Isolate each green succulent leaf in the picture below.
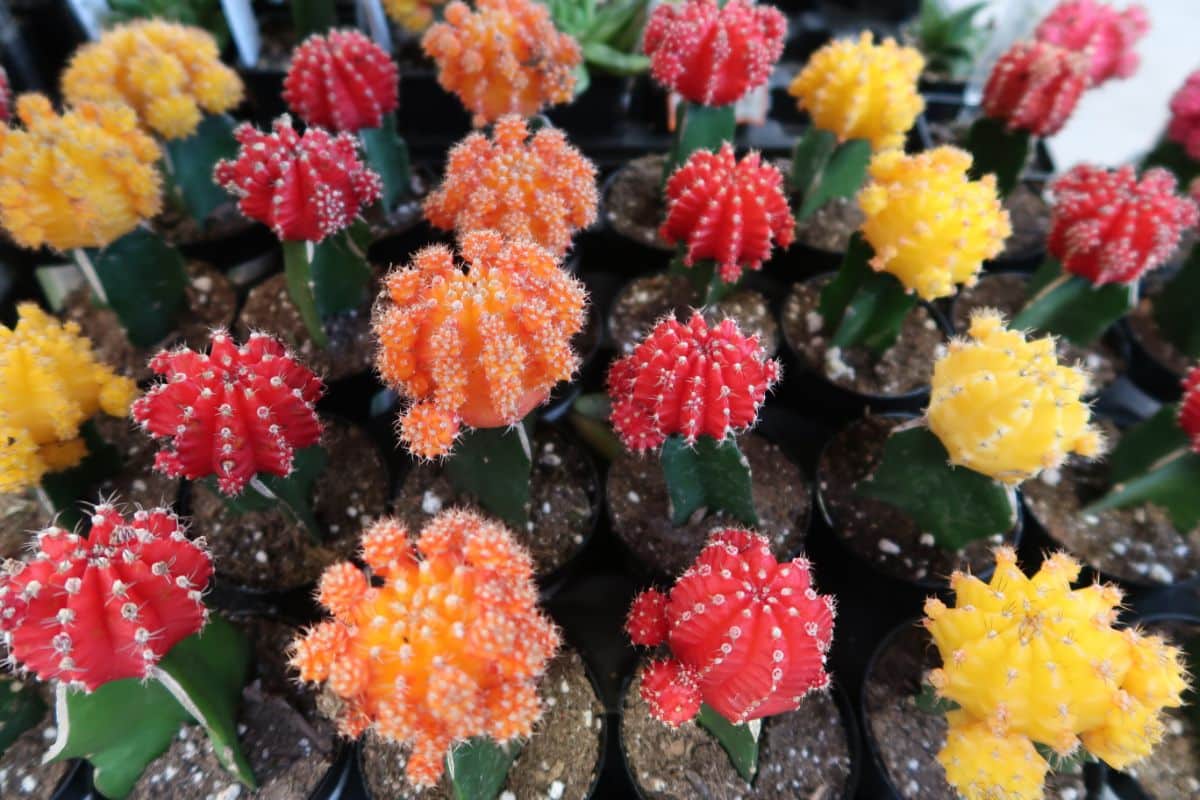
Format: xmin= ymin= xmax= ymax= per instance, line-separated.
xmin=660 ymin=435 xmax=758 ymax=527
xmin=164 ymin=113 xmax=239 ymax=227
xmin=965 ymin=116 xmax=1031 ymax=199
xmin=0 ymin=677 xmax=46 ymax=757
xmin=1011 ymin=258 xmax=1135 ymax=347
xmin=448 ymin=737 xmax=520 ymax=800
xmin=79 ymin=228 xmax=188 ymax=349
xmin=696 ymin=703 xmax=760 ymax=783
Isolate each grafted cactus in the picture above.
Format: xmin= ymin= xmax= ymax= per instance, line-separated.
xmin=0 ymin=503 xmax=211 ymax=691
xmin=424 ymin=115 xmax=597 ymax=258
xmin=660 ymin=143 xmax=795 ymax=285
xmin=61 ymin=19 xmax=242 ymax=140
xmin=1167 ymin=69 xmax=1200 ymax=161
xmin=283 ymin=29 xmax=399 ymax=133
xmin=1035 ymin=0 xmax=1149 ymax=86
xmin=924 ymin=547 xmax=1188 ymax=799
xmin=372 ymin=230 xmax=586 ymax=459
xmin=0 ymin=304 xmax=136 ymax=494
xmin=626 ymin=528 xmax=835 ymax=727
xmin=290 ymin=510 xmax=559 ymax=788
xmin=788 ymin=32 xmax=925 ymax=153
xmin=982 ymin=40 xmax=1089 ymax=138
xmin=422 ymin=0 xmax=581 ymax=126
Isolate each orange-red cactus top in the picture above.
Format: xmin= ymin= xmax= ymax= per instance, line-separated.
xmin=290 ymin=510 xmax=559 ymax=788
xmin=372 ymin=230 xmax=587 ymax=458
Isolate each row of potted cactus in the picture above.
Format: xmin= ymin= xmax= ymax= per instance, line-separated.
xmin=1 ymin=0 xmax=1200 ymax=798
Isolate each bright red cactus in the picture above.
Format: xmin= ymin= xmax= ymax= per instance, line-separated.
xmin=215 ymin=115 xmax=382 ymax=242
xmin=607 ymin=313 xmax=779 ymax=453
xmin=642 ymin=0 xmax=785 ymax=107
xmin=132 ymin=330 xmax=325 ymax=496
xmin=1167 ymin=69 xmax=1200 ymax=161
xmin=0 ymin=502 xmax=211 ymax=691
xmin=1179 ymin=366 xmax=1200 ymax=452
xmin=982 ymin=40 xmax=1089 ymax=137
xmin=1034 ymin=0 xmax=1148 ymax=86
xmin=661 ymin=143 xmax=795 ymax=283
xmin=283 ymin=29 xmax=399 ymax=133
xmin=626 ymin=528 xmax=835 ymax=726
xmin=626 ymin=588 xmax=669 ymax=647
xmin=0 ymin=67 xmax=9 ymax=124
xmin=1047 ymin=164 xmax=1199 ymax=285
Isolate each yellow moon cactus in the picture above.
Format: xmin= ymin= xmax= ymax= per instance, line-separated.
xmin=858 ymin=147 xmax=1011 ymax=301
xmin=0 ymin=304 xmax=137 ymax=493
xmin=927 ymin=310 xmax=1101 ymax=484
xmin=61 ymin=19 xmax=243 ymax=140
xmin=925 ymin=548 xmax=1188 ymax=799
xmin=788 ymin=32 xmax=925 ymax=152
xmin=0 ymin=94 xmax=162 ymax=251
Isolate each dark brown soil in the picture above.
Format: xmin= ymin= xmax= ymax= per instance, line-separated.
xmin=819 ymin=416 xmax=1018 ymax=585
xmin=604 ymin=154 xmax=673 ymax=251
xmin=63 ymin=261 xmax=237 ymax=382
xmin=0 ymin=492 xmax=51 ymax=560
xmin=950 ymin=272 xmax=1124 ymax=389
xmin=863 ymin=624 xmax=1088 ymax=800
xmin=794 ymin=196 xmax=863 ymax=255
xmin=998 ymin=183 xmax=1050 ymax=265
xmin=609 ymin=273 xmax=779 ymax=356
xmin=128 ymin=617 xmax=338 ymax=800
xmin=0 ymin=713 xmax=72 ymax=799
xmin=360 ymin=649 xmax=604 ymax=800
xmin=189 ymin=420 xmax=389 ymax=592
xmin=92 ymin=415 xmax=181 ymax=511
xmin=393 ymin=428 xmax=598 ymax=577
xmin=781 ymin=278 xmax=945 ymax=397
xmin=1128 ymin=295 xmax=1192 ymax=379
xmin=622 ymin=662 xmax=853 ymax=799
xmin=237 ymin=272 xmax=376 ymax=382
xmin=1122 ymin=619 xmax=1200 ymax=797
xmin=1022 ymin=438 xmax=1200 ymax=586
xmin=607 ymin=435 xmax=810 ymax=577
xmin=155 ymin=199 xmax=259 ymax=250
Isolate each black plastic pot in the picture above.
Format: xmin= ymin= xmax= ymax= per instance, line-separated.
xmin=1118 ymin=318 xmax=1185 ymax=403
xmin=596 ymin=160 xmax=675 ymax=277
xmin=548 ymin=73 xmax=634 ymax=138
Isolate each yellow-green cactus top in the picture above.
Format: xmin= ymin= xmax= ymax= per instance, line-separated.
xmin=858 ymin=146 xmax=1011 ymax=301
xmin=61 ymin=19 xmax=243 ymax=140
xmin=787 ymin=31 xmax=925 ymax=152
xmin=0 ymin=94 xmax=162 ymax=251
xmin=925 ymin=547 xmax=1188 ymax=800
xmin=927 ymin=309 xmax=1102 ymax=484
xmin=0 ymin=304 xmax=137 ymax=493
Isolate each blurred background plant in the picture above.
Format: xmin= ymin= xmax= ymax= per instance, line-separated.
xmin=105 ymin=0 xmax=231 ymax=50
xmin=543 ymin=0 xmax=650 ymax=95
xmin=908 ymin=0 xmax=988 ymax=80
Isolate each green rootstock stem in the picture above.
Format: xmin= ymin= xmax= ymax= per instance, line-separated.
xmin=163 ymin=114 xmax=239 ymax=226
xmin=659 ymin=435 xmax=758 ymax=527
xmin=855 ymin=425 xmax=1018 ymax=551
xmin=39 ymin=421 xmax=123 ymax=530
xmin=817 ymin=234 xmax=916 ymax=356
xmin=282 ymin=232 xmax=373 ymax=348
xmin=360 ymin=112 xmax=413 ymax=212
xmin=965 ymin=115 xmax=1031 ymax=199
xmin=0 ymin=675 xmax=46 ymax=757
xmin=203 ymin=446 xmax=328 ymax=543
xmin=1153 ymin=245 xmax=1200 ymax=359
xmin=664 ymin=102 xmax=736 ymax=183
xmin=668 ymin=254 xmax=734 ymax=307
xmin=75 ymin=228 xmax=188 ymax=349
xmin=444 ymin=419 xmax=534 ymax=531
xmin=1085 ymin=404 xmax=1200 ymax=533
xmin=696 ymin=704 xmax=760 ymax=784
xmin=289 ymin=0 xmax=335 ymax=36
xmin=568 ymin=394 xmax=622 ymax=462
xmin=1010 ymin=257 xmax=1135 ymax=347
xmin=447 ymin=737 xmax=520 ymax=800
xmin=1141 ymin=137 xmax=1200 ymax=188
xmin=790 ymin=128 xmax=871 ymax=223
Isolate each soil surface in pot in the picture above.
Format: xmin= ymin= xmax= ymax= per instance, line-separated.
xmin=1121 ymin=618 xmax=1200 ymax=798
xmin=1023 ymin=438 xmax=1200 ymax=587
xmin=361 ymin=649 xmax=604 ymax=799
xmin=951 ymin=272 xmax=1124 ymax=389
xmin=237 ymin=272 xmax=377 ymax=382
xmin=622 ymin=662 xmax=853 ymax=799
xmin=609 ymin=274 xmax=779 ymax=356
xmin=155 ymin=199 xmax=260 ymax=250
xmin=393 ymin=428 xmax=597 ymax=577
xmin=605 ymin=154 xmax=673 ymax=251
xmin=607 ymin=434 xmax=809 ymax=577
xmin=998 ymin=183 xmax=1050 ymax=265
xmin=863 ymin=624 xmax=1088 ymax=800
xmin=63 ymin=261 xmax=237 ymax=382
xmin=0 ymin=492 xmax=51 ymax=560
xmin=782 ymin=278 xmax=944 ymax=397
xmin=0 ymin=710 xmax=72 ymax=799
xmin=128 ymin=617 xmax=337 ymax=800
xmin=1127 ymin=295 xmax=1192 ymax=379
xmin=819 ymin=416 xmax=1016 ymax=584
xmin=190 ymin=420 xmax=389 ymax=592
xmin=794 ymin=196 xmax=863 ymax=255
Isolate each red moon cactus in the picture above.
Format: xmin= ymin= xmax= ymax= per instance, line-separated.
xmin=283 ymin=29 xmax=399 ymax=133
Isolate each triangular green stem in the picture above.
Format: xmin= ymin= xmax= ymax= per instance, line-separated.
xmin=290 ymin=0 xmax=335 ymax=36
xmin=817 ymin=234 xmax=915 ymax=355
xmin=447 ymin=737 xmax=520 ymax=800
xmin=444 ymin=418 xmax=534 ymax=531
xmin=664 ymin=102 xmax=736 ymax=184
xmin=1010 ymin=257 xmax=1135 ymax=347
xmin=360 ymin=112 xmax=413 ymax=212
xmin=696 ymin=703 xmax=760 ymax=783
xmin=790 ymin=128 xmax=871 ymax=222
xmin=39 ymin=421 xmax=123 ymax=530
xmin=202 ymin=446 xmax=328 ymax=543
xmin=659 ymin=435 xmax=758 ymax=527
xmin=162 ymin=114 xmax=240 ymax=227
xmin=965 ymin=115 xmax=1030 ymax=198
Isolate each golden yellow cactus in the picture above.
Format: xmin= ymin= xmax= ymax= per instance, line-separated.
xmin=925 ymin=548 xmax=1188 ymax=799
xmin=383 ymin=0 xmax=447 ymax=32
xmin=858 ymin=147 xmax=1011 ymax=301
xmin=927 ymin=310 xmax=1101 ymax=484
xmin=788 ymin=31 xmax=925 ymax=152
xmin=62 ymin=19 xmax=243 ymax=140
xmin=0 ymin=304 xmax=137 ymax=493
